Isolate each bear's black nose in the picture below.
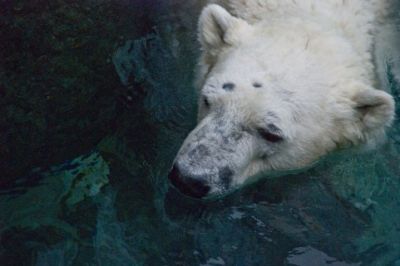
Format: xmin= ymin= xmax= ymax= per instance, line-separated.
xmin=168 ymin=164 xmax=210 ymax=199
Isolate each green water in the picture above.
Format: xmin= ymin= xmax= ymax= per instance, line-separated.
xmin=1 ymin=1 xmax=400 ymax=265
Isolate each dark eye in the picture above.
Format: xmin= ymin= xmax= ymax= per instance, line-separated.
xmin=203 ymin=97 xmax=210 ymax=108
xmin=222 ymin=82 xmax=235 ymax=91
xmin=257 ymin=127 xmax=283 ymax=143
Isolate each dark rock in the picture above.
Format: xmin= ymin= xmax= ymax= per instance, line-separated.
xmin=0 ymin=0 xmax=162 ymax=182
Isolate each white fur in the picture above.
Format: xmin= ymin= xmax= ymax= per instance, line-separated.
xmin=173 ymin=0 xmax=395 ymax=196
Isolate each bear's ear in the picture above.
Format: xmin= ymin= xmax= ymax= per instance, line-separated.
xmin=198 ymin=4 xmax=247 ymax=52
xmin=352 ymin=88 xmax=395 ymax=131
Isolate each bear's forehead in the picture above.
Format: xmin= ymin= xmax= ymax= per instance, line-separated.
xmin=201 ymin=87 xmax=294 ymax=130
xmin=210 ymin=43 xmax=332 ymax=97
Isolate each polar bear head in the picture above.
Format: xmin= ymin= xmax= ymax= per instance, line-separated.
xmin=168 ymin=4 xmax=395 ymax=198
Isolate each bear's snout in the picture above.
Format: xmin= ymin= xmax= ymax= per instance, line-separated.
xmin=168 ymin=164 xmax=211 ymax=199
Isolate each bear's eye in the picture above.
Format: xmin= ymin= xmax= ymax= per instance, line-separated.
xmin=222 ymin=82 xmax=235 ymax=91
xmin=257 ymin=127 xmax=283 ymax=143
xmin=203 ymin=97 xmax=210 ymax=108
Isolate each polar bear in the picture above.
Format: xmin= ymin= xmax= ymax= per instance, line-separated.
xmin=168 ymin=0 xmax=395 ymax=198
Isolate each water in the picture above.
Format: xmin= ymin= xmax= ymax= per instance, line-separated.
xmin=0 ymin=1 xmax=400 ymax=265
